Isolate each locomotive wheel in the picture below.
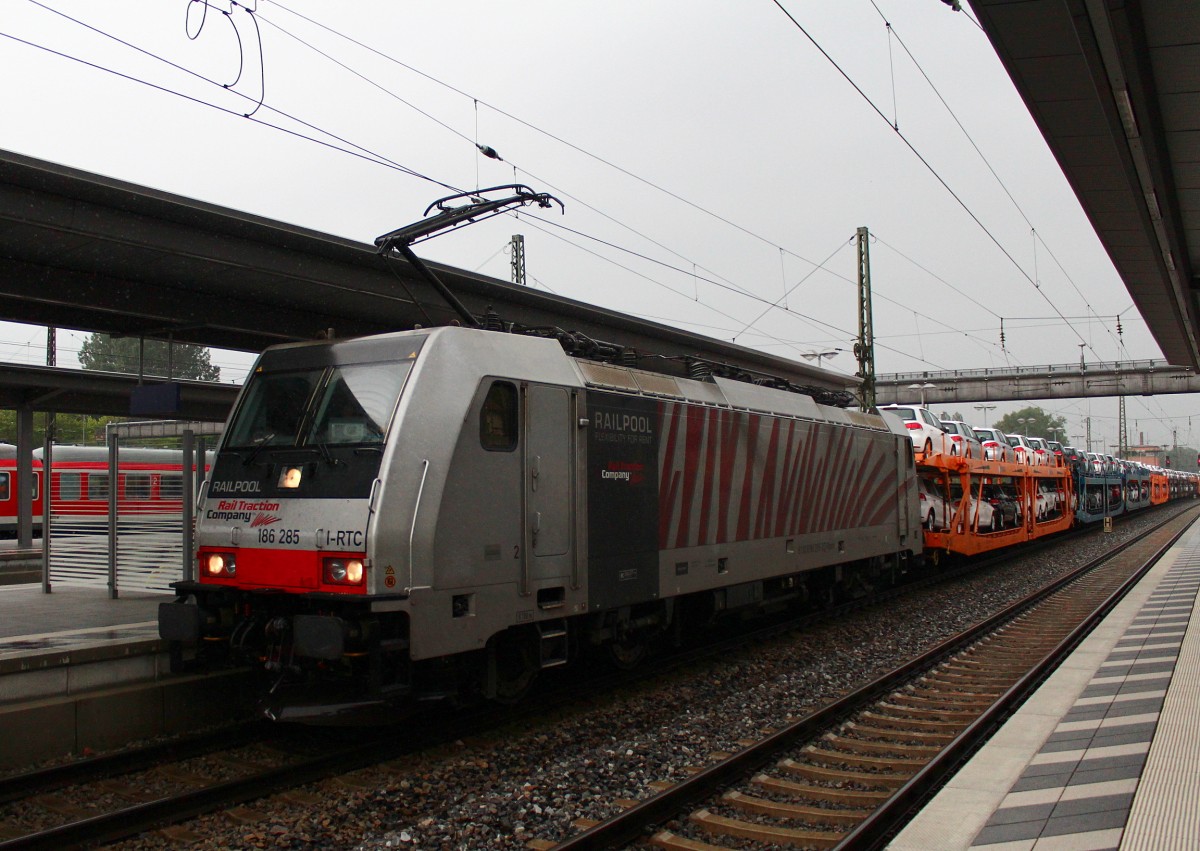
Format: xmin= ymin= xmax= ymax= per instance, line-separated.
xmin=607 ymin=636 xmax=648 ymax=670
xmin=489 ymin=629 xmax=539 ymax=704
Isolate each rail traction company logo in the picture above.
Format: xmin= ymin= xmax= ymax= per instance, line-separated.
xmin=206 ymin=499 xmax=282 ymax=524
xmin=601 ymin=461 xmax=645 ymax=485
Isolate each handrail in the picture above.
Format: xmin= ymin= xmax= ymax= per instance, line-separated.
xmin=406 ymin=459 xmax=430 ymax=594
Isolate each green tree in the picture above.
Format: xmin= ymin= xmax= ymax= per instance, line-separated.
xmin=0 ymin=411 xmax=121 ymax=447
xmin=1160 ymin=445 xmax=1199 ymax=472
xmin=994 ymin=406 xmax=1068 ymax=441
xmin=78 ymin=334 xmax=220 ymax=381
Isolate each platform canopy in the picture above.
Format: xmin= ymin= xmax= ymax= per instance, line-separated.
xmin=0 ymin=149 xmax=845 ymax=394
xmin=974 ymin=0 xmax=1200 ymax=369
xmin=0 ymin=363 xmax=237 ymax=421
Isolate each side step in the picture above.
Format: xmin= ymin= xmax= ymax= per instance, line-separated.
xmin=538 ymin=618 xmax=569 ymax=669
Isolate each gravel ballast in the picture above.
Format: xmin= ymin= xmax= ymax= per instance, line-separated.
xmin=106 ymin=504 xmax=1196 ymax=850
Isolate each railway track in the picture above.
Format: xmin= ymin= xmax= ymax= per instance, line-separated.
xmin=0 ymin=722 xmax=382 ymax=850
xmin=549 ymin=505 xmax=1199 ymax=851
xmin=0 ymin=509 xmax=1183 ymax=849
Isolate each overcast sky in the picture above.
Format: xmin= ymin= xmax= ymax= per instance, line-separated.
xmin=0 ymin=0 xmax=1195 ymax=450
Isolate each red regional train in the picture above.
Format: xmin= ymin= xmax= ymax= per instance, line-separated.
xmin=0 ymin=444 xmax=205 ymax=537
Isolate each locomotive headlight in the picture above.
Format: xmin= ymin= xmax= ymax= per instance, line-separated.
xmin=203 ymin=552 xmax=236 ymax=577
xmin=323 ymin=557 xmax=365 ymax=585
xmin=278 ymin=466 xmax=303 ymax=489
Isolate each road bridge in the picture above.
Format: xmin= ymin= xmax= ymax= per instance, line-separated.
xmin=874 ymin=359 xmax=1199 ymax=406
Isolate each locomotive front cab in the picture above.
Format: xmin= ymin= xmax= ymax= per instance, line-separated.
xmin=160 ymin=333 xmax=426 ymax=715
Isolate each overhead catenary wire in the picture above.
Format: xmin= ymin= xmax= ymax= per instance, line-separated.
xmin=5 ymin=1 xmax=1155 ymax=380
xmin=769 ymin=0 xmax=1100 ymax=361
xmin=5 ymin=10 xmax=899 ymax=372
xmin=221 ymin=1 xmax=1080 ymax=370
xmin=259 ymin=0 xmax=1030 ymax=372
xmin=238 ymin=4 xmax=868 ymax=349
xmin=261 ymin=0 xmax=1067 ymax=369
xmin=1 ymin=15 xmax=460 ymax=193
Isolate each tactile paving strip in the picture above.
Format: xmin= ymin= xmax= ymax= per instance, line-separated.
xmin=969 ymin=544 xmax=1200 ymax=850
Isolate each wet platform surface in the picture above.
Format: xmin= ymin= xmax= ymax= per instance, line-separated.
xmin=0 ymin=583 xmax=169 ymax=685
xmin=890 ymin=515 xmax=1200 ymax=851
xmin=0 ymin=583 xmax=166 ymax=646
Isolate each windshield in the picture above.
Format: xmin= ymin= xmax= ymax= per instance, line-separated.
xmin=226 ymin=360 xmax=414 ymax=449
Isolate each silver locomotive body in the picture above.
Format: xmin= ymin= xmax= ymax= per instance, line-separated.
xmin=161 ymin=327 xmax=920 ymax=719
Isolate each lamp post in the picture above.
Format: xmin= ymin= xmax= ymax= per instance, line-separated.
xmin=973 ymin=404 xmax=996 ymax=427
xmin=800 ymin=350 xmax=840 ymax=369
xmin=1017 ymin=417 xmax=1030 ymax=436
xmin=1048 ymin=426 xmax=1062 ymax=444
xmin=908 ymin=382 xmax=935 ymax=406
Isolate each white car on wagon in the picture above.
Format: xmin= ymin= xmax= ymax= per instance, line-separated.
xmin=972 ymin=427 xmax=1013 ymax=462
xmin=940 ymin=420 xmax=983 ymax=459
xmin=879 ymin=405 xmax=954 ymax=457
xmin=1006 ymin=433 xmax=1044 ymax=466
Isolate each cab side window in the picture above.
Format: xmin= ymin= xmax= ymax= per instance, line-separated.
xmin=480 ymin=381 xmax=518 ymax=452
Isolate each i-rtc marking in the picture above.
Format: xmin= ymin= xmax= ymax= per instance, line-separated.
xmin=325 ymin=529 xmax=365 ymax=548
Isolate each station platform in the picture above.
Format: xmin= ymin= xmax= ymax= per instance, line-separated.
xmin=0 ymin=582 xmax=253 ymax=770
xmin=0 ymin=582 xmax=166 ymax=642
xmin=890 ymin=515 xmax=1200 ymax=850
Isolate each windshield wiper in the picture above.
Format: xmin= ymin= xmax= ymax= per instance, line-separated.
xmin=312 ymin=441 xmax=340 ymax=467
xmin=242 ymin=433 xmax=276 ymax=466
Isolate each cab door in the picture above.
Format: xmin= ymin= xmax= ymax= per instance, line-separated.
xmin=523 ymin=384 xmax=573 ymax=590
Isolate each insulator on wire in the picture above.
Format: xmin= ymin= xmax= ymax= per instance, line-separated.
xmin=687 ymin=359 xmax=713 ymax=380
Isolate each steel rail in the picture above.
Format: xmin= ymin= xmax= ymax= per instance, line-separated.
xmin=548 ymin=505 xmax=1199 ymax=851
xmin=0 ymin=734 xmax=405 ymax=851
xmin=835 ymin=506 xmax=1198 ymax=850
xmin=0 ymin=721 xmax=266 ymax=806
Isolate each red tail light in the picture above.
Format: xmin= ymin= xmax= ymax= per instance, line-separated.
xmin=905 ymin=422 xmax=921 ymax=429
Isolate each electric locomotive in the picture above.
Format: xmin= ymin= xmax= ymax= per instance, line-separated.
xmin=160 ymin=326 xmax=922 ymax=721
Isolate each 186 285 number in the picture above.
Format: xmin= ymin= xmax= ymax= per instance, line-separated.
xmin=258 ymin=528 xmax=300 ymax=545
